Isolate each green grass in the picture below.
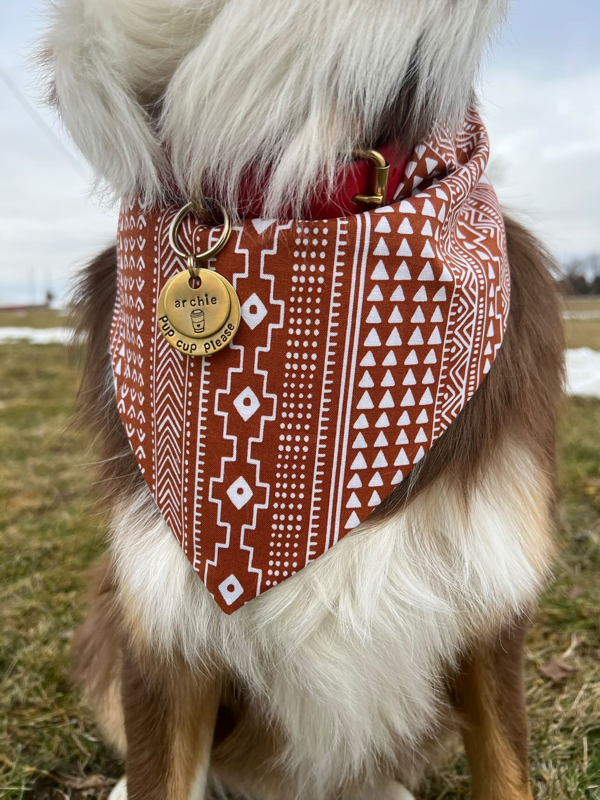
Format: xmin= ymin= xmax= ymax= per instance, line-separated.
xmin=0 ymin=325 xmax=599 ymax=799
xmin=0 ymin=345 xmax=120 ymax=799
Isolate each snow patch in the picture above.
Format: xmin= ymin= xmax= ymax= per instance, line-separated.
xmin=565 ymin=348 xmax=600 ymax=399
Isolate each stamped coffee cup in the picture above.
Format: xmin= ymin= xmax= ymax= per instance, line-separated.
xmin=190 ymin=308 xmax=205 ymax=334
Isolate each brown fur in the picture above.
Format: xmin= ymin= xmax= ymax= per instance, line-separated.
xmin=455 ymin=617 xmax=534 ymax=800
xmin=121 ymin=650 xmax=220 ymax=800
xmin=70 ymin=247 xmax=143 ymax=501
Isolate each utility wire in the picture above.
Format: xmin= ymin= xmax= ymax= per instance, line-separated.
xmin=0 ymin=64 xmax=87 ymax=178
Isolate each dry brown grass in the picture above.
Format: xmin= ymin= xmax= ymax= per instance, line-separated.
xmin=562 ymin=296 xmax=600 ymax=351
xmin=562 ymin=297 xmax=600 ymax=315
xmin=0 ymin=308 xmax=69 ymax=329
xmin=564 ymin=320 xmax=600 ymax=352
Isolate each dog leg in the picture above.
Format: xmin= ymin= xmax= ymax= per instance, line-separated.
xmin=121 ymin=646 xmax=220 ymax=800
xmin=456 ymin=619 xmax=533 ymax=800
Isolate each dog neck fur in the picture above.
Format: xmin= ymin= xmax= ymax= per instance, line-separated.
xmin=41 ymin=0 xmax=508 ymax=217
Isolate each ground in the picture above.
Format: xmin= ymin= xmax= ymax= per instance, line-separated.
xmin=563 ymin=297 xmax=600 ymax=351
xmin=0 ymin=308 xmax=69 ymax=329
xmin=0 ymin=301 xmax=599 ymax=800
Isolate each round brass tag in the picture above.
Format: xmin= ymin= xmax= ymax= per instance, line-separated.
xmin=157 ymin=269 xmax=241 ymax=356
xmin=164 ymin=270 xmax=231 ymax=337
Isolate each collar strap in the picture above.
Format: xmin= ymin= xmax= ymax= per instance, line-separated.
xmin=230 ymin=143 xmax=409 ymax=220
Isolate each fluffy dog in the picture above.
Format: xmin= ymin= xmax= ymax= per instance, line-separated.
xmin=40 ymin=1 xmax=563 ymax=798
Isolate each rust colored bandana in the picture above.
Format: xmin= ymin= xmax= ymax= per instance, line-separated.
xmin=111 ymin=110 xmax=510 ymax=613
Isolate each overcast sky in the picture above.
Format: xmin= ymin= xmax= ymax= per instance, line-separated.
xmin=1 ymin=0 xmax=599 ymax=305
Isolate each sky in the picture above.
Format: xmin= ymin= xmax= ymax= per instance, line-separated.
xmin=0 ymin=0 xmax=599 ymax=305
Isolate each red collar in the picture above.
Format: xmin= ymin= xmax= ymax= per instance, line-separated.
xmin=223 ymin=143 xmax=409 ymax=220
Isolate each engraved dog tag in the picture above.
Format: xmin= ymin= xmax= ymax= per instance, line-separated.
xmin=157 ymin=269 xmax=241 ymax=356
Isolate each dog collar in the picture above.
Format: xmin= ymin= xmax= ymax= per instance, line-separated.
xmin=111 ymin=109 xmax=510 ymax=613
xmin=230 ymin=143 xmax=409 ymax=220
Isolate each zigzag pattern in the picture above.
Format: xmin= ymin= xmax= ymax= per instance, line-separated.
xmin=192 ymin=353 xmax=210 ymax=570
xmin=152 ymin=211 xmax=190 ymax=546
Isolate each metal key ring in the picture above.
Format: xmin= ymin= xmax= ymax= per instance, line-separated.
xmin=169 ymin=199 xmax=232 ymax=278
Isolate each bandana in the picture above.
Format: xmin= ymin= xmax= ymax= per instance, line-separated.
xmin=111 ymin=109 xmax=509 ymax=613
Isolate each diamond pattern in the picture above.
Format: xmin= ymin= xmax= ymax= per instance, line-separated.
xmin=218 ymin=574 xmax=244 ymax=606
xmin=227 ymin=476 xmax=254 ymax=509
xmin=241 ymin=293 xmax=268 ymax=329
xmin=233 ymin=386 xmax=261 ymax=421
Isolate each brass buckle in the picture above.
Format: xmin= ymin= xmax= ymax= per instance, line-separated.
xmin=351 ymin=149 xmax=390 ymax=207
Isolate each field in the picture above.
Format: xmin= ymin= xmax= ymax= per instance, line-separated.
xmin=0 ymin=305 xmax=599 ymax=799
xmin=563 ymin=297 xmax=600 ymax=351
xmin=0 ymin=308 xmax=69 ymax=329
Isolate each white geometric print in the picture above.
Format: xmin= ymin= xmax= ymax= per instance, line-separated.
xmin=233 ymin=386 xmax=261 ymax=421
xmin=241 ymin=293 xmax=268 ymax=329
xmin=110 ymin=109 xmax=509 ymax=613
xmin=218 ymin=574 xmax=245 ymax=605
xmin=226 ymin=476 xmax=254 ymax=510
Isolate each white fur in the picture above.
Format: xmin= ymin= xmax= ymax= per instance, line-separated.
xmin=42 ymin=0 xmax=507 ymax=215
xmin=388 ymin=788 xmax=416 ymax=800
xmin=108 ymin=778 xmax=128 ymax=800
xmin=345 ymin=781 xmax=416 ymax=800
xmin=107 ymin=777 xmax=415 ymax=800
xmin=111 ymin=440 xmax=553 ymax=798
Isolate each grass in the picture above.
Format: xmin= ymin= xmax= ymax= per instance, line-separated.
xmin=0 ymin=344 xmax=120 ymax=799
xmin=0 ymin=309 xmax=69 ymax=329
xmin=563 ymin=298 xmax=600 ymax=314
xmin=0 ymin=318 xmax=599 ymax=799
xmin=562 ymin=297 xmax=600 ymax=351
xmin=563 ymin=320 xmax=600 ymax=351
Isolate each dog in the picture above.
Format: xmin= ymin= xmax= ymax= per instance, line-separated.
xmin=40 ymin=1 xmax=564 ymax=798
